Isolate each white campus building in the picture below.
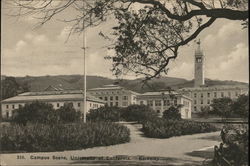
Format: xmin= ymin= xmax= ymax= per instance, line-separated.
xmin=136 ymin=91 xmax=192 ymax=119
xmin=1 ymin=89 xmax=105 ymax=119
xmin=88 ymin=84 xmax=139 ymax=107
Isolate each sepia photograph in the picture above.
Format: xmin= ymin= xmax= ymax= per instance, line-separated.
xmin=0 ymin=0 xmax=249 ymax=165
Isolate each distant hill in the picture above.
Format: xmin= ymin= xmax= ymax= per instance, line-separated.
xmin=2 ymin=75 xmax=248 ymax=93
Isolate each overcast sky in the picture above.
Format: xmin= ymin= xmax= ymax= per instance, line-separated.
xmin=1 ymin=1 xmax=249 ymax=83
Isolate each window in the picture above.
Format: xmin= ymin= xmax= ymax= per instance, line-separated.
xmin=167 ymin=100 xmax=170 ymax=106
xmin=207 ymin=93 xmax=210 ymax=98
xmin=104 ymin=97 xmax=108 ymax=101
xmin=99 ymin=97 xmax=103 ymax=100
xmin=57 ymin=103 xmax=60 ymax=107
xmin=123 ymin=96 xmax=128 ymax=100
xmin=6 ymin=105 xmax=9 ymax=109
xmin=156 ymin=110 xmax=160 ymax=113
xmin=110 ymin=96 xmax=113 ymax=100
xmin=194 ymin=106 xmax=197 ymax=112
xmin=207 ymin=99 xmax=210 ymax=104
xmin=110 ymin=102 xmax=113 ymax=106
xmin=6 ymin=111 xmax=9 ymax=118
xmin=194 ymin=100 xmax=197 ymax=105
xmin=221 ymin=92 xmax=224 ymax=97
xmin=115 ymin=102 xmax=119 ymax=106
xmin=115 ymin=96 xmax=119 ymax=100
xmin=147 ymin=100 xmax=153 ymax=107
xmin=122 ymin=102 xmax=128 ymax=107
xmin=133 ymin=96 xmax=136 ymax=100
xmin=90 ymin=103 xmax=92 ymax=107
xmin=78 ymin=103 xmax=81 ymax=107
xmin=201 ymin=93 xmax=203 ymax=98
xmin=201 ymin=100 xmax=203 ymax=105
xmin=214 ymin=92 xmax=217 ymax=98
xmin=194 ymin=93 xmax=197 ymax=98
xmin=12 ymin=105 xmax=15 ymax=109
xmin=140 ymin=101 xmax=144 ymax=105
xmin=155 ymin=100 xmax=161 ymax=106
xmin=174 ymin=99 xmax=177 ymax=106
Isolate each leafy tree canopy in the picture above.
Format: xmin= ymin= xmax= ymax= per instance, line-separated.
xmin=8 ymin=0 xmax=248 ymax=80
xmin=163 ymin=105 xmax=182 ymax=120
xmin=210 ymin=97 xmax=233 ymax=118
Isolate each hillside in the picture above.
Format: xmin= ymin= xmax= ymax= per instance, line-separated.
xmin=1 ymin=75 xmax=248 ymax=93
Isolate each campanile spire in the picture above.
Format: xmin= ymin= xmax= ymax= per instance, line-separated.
xmin=194 ymin=39 xmax=205 ymax=87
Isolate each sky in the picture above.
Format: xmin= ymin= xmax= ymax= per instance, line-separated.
xmin=1 ymin=1 xmax=249 ymax=83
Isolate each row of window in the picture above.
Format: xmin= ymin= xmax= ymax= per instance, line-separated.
xmin=140 ymin=100 xmax=178 ymax=107
xmin=90 ymin=90 xmax=126 ymax=95
xmin=99 ymin=96 xmax=128 ymax=101
xmin=193 ymin=91 xmax=239 ymax=98
xmin=107 ymin=101 xmax=128 ymax=107
xmin=194 ymin=99 xmax=210 ymax=105
xmin=6 ymin=104 xmax=22 ymax=109
xmin=5 ymin=102 xmax=94 ymax=110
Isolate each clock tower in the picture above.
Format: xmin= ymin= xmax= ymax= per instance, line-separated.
xmin=194 ymin=39 xmax=205 ymax=87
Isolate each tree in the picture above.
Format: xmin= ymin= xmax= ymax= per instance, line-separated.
xmin=122 ymin=104 xmax=158 ymax=122
xmin=197 ymin=106 xmax=212 ymax=118
xmin=56 ymin=103 xmax=81 ymax=123
xmin=210 ymin=97 xmax=233 ymax=119
xmin=87 ymin=105 xmax=122 ymax=122
xmin=230 ymin=94 xmax=249 ymax=118
xmin=163 ymin=105 xmax=182 ymax=120
xmin=12 ymin=101 xmax=56 ymax=125
xmin=1 ymin=77 xmax=20 ymax=100
xmin=1 ymin=77 xmax=31 ymax=100
xmin=7 ymin=0 xmax=248 ymax=80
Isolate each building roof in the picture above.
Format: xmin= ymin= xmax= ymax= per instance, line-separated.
xmin=179 ymin=85 xmax=249 ymax=92
xmin=88 ymin=84 xmax=139 ymax=95
xmin=1 ymin=90 xmax=105 ymax=104
xmin=137 ymin=91 xmax=192 ymax=101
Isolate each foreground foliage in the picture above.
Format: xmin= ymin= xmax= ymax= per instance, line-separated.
xmin=87 ymin=106 xmax=122 ymax=122
xmin=142 ymin=118 xmax=217 ymax=138
xmin=88 ymin=105 xmax=158 ymax=123
xmin=1 ymin=122 xmax=130 ymax=152
xmin=213 ymin=124 xmax=248 ymax=166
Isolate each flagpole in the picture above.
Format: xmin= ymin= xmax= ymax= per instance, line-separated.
xmin=83 ymin=1 xmax=87 ymax=123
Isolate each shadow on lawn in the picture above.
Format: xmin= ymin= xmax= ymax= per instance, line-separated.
xmin=70 ymin=155 xmax=203 ymax=166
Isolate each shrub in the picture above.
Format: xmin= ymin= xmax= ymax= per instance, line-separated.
xmin=56 ymin=103 xmax=81 ymax=123
xmin=121 ymin=105 xmax=158 ymax=123
xmin=87 ymin=106 xmax=122 ymax=122
xmin=12 ymin=102 xmax=81 ymax=125
xmin=12 ymin=101 xmax=56 ymax=125
xmin=162 ymin=106 xmax=181 ymax=120
xmin=142 ymin=118 xmax=218 ymax=138
xmin=0 ymin=122 xmax=130 ymax=152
